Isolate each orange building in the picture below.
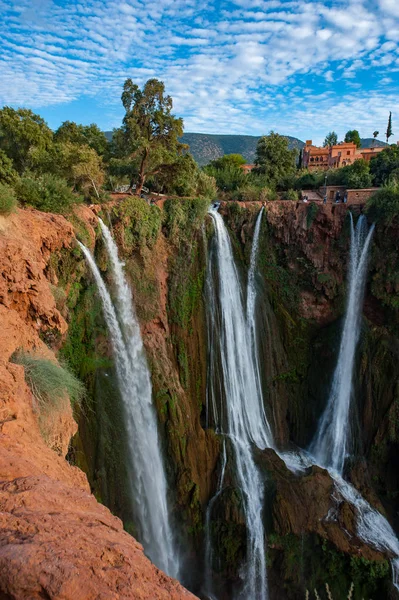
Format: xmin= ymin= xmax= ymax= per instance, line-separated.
xmin=302 ymin=140 xmax=384 ymax=171
xmin=241 ymin=164 xmax=254 ymax=175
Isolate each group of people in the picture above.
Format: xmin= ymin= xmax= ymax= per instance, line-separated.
xmin=321 ymin=191 xmax=348 ymax=204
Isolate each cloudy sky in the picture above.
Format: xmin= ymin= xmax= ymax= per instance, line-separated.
xmin=1 ymin=0 xmax=398 ymax=144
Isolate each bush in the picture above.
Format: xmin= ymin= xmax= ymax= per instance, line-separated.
xmin=366 ymin=184 xmax=399 ymax=225
xmin=15 ymin=173 xmax=81 ymax=214
xmin=283 ymin=188 xmax=299 ymax=201
xmin=0 ymin=183 xmax=17 ymax=215
xmin=12 ymin=350 xmax=85 ymax=410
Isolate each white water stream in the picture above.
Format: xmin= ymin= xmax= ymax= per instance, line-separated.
xmin=79 ymin=235 xmax=179 ymax=578
xmin=309 ymin=214 xmax=375 ymax=474
xmin=206 ymin=207 xmax=273 ymax=599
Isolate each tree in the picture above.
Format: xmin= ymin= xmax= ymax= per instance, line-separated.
xmin=344 ymin=130 xmax=361 ymax=148
xmin=54 ymin=121 xmax=109 ymax=156
xmin=253 ymin=132 xmax=297 ymax=186
xmin=208 ymin=154 xmax=246 ymax=170
xmin=0 ymin=150 xmax=18 ymax=185
xmin=370 ymin=145 xmax=399 ymax=185
xmin=342 ymin=159 xmax=372 ymax=189
xmin=323 ymin=131 xmax=338 ymax=147
xmin=0 ymin=107 xmax=53 ymax=173
xmin=116 ymin=78 xmax=184 ymax=195
xmin=372 ymin=131 xmax=379 ymax=147
xmin=386 ymin=112 xmax=393 ymax=144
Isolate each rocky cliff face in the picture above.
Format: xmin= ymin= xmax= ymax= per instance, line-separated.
xmin=0 ymin=208 xmax=195 ymax=600
xmin=1 ymin=199 xmax=398 ymax=599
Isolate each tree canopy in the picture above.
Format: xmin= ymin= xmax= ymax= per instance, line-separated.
xmin=115 ymin=78 xmax=185 ymax=195
xmin=54 ymin=121 xmax=109 ymax=156
xmin=344 ymin=130 xmax=361 ymax=148
xmin=0 ymin=107 xmax=53 ymax=174
xmin=370 ymin=145 xmax=399 ymax=186
xmin=253 ymin=132 xmax=297 ymax=186
xmin=323 ymin=131 xmax=338 ymax=147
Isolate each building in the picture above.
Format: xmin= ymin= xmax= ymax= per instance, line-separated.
xmin=241 ymin=164 xmax=255 ymax=175
xmin=302 ymin=140 xmax=385 ymax=171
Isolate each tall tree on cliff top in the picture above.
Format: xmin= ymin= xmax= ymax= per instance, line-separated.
xmin=117 ymin=78 xmax=184 ymax=195
xmin=386 ymin=112 xmax=393 ymax=144
xmin=253 ymin=131 xmax=297 ymax=186
xmin=323 ymin=131 xmax=338 ymax=147
xmin=0 ymin=107 xmax=53 ymax=174
xmin=344 ymin=129 xmax=361 ymax=148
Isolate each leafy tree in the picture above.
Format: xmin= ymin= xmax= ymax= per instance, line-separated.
xmin=208 ymin=153 xmax=246 ymax=170
xmin=386 ymin=111 xmax=393 ymax=144
xmin=370 ymin=145 xmax=399 ymax=185
xmin=323 ymin=132 xmax=338 ymax=147
xmin=0 ymin=107 xmax=53 ymax=173
xmin=373 ymin=130 xmax=379 ymax=140
xmin=253 ymin=131 xmax=297 ymax=186
xmin=0 ymin=150 xmax=18 ymax=185
xmin=16 ymin=173 xmax=81 ymax=214
xmin=54 ymin=121 xmax=109 ymax=156
xmin=344 ymin=130 xmax=361 ymax=148
xmin=115 ymin=78 xmax=184 ymax=195
xmin=29 ymin=141 xmax=104 ymax=198
xmin=367 ymin=183 xmax=399 ymax=225
xmin=342 ymin=159 xmax=372 ymax=188
xmin=69 ymin=144 xmax=104 ymax=199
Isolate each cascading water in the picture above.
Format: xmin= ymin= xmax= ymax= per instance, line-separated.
xmin=247 ymin=207 xmax=266 ymax=410
xmin=78 ymin=238 xmax=179 ymax=579
xmin=206 ymin=206 xmax=273 ymax=600
xmin=302 ymin=213 xmax=399 ymax=590
xmin=309 ymin=214 xmax=375 ymax=474
xmin=203 ymin=440 xmax=228 ymax=600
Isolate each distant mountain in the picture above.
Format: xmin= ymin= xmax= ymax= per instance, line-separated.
xmin=103 ymin=131 xmax=388 ymax=165
xmin=104 ymin=131 xmax=304 ymax=166
xmin=181 ymin=133 xmax=304 ymax=166
xmin=360 ymin=138 xmax=388 ymax=148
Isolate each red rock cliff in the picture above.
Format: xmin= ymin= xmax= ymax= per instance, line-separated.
xmin=0 ymin=208 xmax=196 ymax=600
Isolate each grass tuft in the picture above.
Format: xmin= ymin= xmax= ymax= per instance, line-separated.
xmin=12 ymin=350 xmax=85 ymax=410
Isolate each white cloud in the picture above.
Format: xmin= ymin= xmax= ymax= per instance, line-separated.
xmin=0 ymin=0 xmax=397 ymax=142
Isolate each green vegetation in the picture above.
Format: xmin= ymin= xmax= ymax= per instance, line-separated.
xmin=0 ymin=182 xmax=17 ymax=215
xmin=254 ymin=131 xmax=298 ymax=186
xmin=323 ymin=131 xmax=338 ymax=147
xmin=112 ymin=78 xmax=184 ymax=196
xmin=12 ymin=350 xmax=85 ymax=410
xmin=112 ymin=196 xmax=162 ymax=250
xmin=15 ymin=173 xmax=81 ymax=214
xmin=344 ymin=129 xmax=361 ymax=148
xmin=268 ymin=533 xmax=390 ymax=600
xmin=370 ymin=144 xmax=399 ymax=185
xmin=366 ymin=184 xmax=399 ymax=225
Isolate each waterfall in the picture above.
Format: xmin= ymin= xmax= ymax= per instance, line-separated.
xmin=309 ymin=214 xmax=375 ymax=474
xmin=246 ymin=207 xmax=267 ymax=416
xmin=78 ymin=238 xmax=179 ymax=579
xmin=206 ymin=207 xmax=272 ymax=600
xmin=203 ymin=440 xmax=228 ymax=600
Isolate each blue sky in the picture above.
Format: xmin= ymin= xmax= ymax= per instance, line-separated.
xmin=1 ymin=0 xmax=398 ymax=145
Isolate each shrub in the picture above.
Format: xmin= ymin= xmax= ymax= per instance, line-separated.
xmin=283 ymin=188 xmax=299 ymax=201
xmin=113 ymin=196 xmax=162 ymax=249
xmin=0 ymin=183 xmax=17 ymax=215
xmin=12 ymin=350 xmax=85 ymax=410
xmin=15 ymin=173 xmax=81 ymax=214
xmin=366 ymin=184 xmax=399 ymax=225
xmin=0 ymin=149 xmax=18 ymax=185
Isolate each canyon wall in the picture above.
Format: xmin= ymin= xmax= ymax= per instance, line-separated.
xmin=1 ymin=198 xmax=398 ymax=599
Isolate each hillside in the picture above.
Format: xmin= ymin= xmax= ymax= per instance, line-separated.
xmin=360 ymin=138 xmax=388 ymax=148
xmin=104 ymin=131 xmax=388 ymax=166
xmin=180 ymin=133 xmax=304 ymax=165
